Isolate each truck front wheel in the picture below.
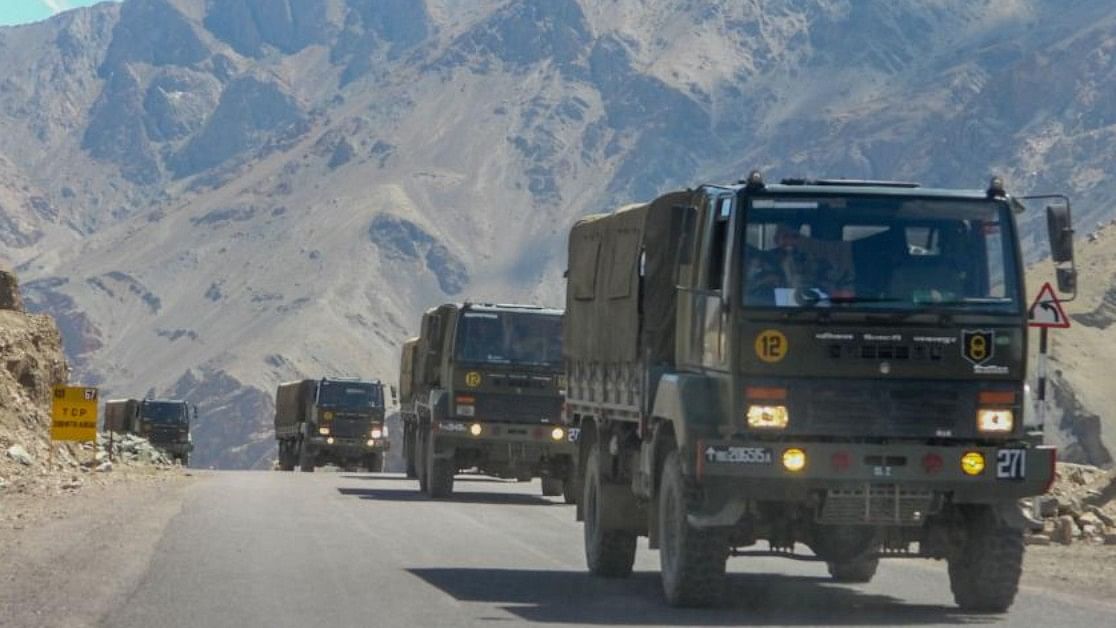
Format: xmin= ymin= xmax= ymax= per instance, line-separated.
xmin=541 ymin=477 xmax=563 ymax=497
xmin=658 ymin=450 xmax=728 ymax=607
xmin=583 ymin=442 xmax=636 ymax=578
xmin=428 ymin=454 xmax=454 ymax=498
xmin=562 ymin=477 xmax=577 ymax=505
xmin=948 ymin=508 xmax=1024 ymax=613
xmin=298 ymin=440 xmax=315 ymax=473
xmin=404 ymin=423 xmax=418 ymax=479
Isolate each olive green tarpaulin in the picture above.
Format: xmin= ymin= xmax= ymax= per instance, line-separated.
xmin=565 ymin=190 xmax=695 ymax=364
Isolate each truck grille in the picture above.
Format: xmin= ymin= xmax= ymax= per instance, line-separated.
xmin=818 ymin=484 xmax=938 ymax=526
xmin=474 ymin=394 xmax=561 ymax=423
xmin=330 ymin=415 xmax=370 ymax=439
xmin=801 ymin=381 xmax=968 ymax=437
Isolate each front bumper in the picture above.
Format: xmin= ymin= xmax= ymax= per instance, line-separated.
xmin=694 ymin=439 xmax=1055 ymax=503
xmin=308 ymin=436 xmax=390 ymax=454
xmin=433 ymin=420 xmax=575 ymax=455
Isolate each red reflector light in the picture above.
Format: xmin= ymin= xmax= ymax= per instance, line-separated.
xmin=922 ymin=453 xmax=944 ymax=474
xmin=831 ymin=451 xmax=851 ymax=472
xmin=455 ymin=396 xmax=475 ymax=404
xmin=979 ymin=390 xmax=1015 ymax=405
xmin=746 ymin=387 xmax=787 ymax=401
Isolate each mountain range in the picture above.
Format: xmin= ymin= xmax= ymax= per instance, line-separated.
xmin=2 ymin=0 xmax=1115 ymax=468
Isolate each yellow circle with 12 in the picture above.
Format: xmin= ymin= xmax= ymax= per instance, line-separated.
xmin=754 ymin=330 xmax=788 ymax=363
xmin=464 ymin=371 xmax=482 ymax=387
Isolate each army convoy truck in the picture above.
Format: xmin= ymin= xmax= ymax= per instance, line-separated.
xmin=563 ymin=174 xmax=1077 ymax=611
xmin=274 ymin=378 xmax=389 ymax=472
xmin=103 ymin=398 xmax=195 ymax=464
xmin=399 ymin=303 xmax=575 ymax=500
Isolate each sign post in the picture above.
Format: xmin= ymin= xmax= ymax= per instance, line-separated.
xmin=50 ymin=386 xmax=99 ymax=468
xmin=1027 ymin=282 xmax=1070 ymax=439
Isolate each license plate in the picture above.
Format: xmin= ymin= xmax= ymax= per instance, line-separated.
xmin=704 ymin=446 xmax=773 ymax=464
xmin=996 ymin=449 xmax=1026 ymax=480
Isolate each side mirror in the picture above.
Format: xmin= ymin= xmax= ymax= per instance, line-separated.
xmin=390 ymin=385 xmax=398 ymax=405
xmin=1046 ymin=204 xmax=1074 ymax=263
xmin=1056 ymin=267 xmax=1077 ymax=294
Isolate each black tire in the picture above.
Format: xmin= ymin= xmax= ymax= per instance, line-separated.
xmin=562 ymin=477 xmax=577 ymax=505
xmin=181 ymin=453 xmax=189 ymax=467
xmin=948 ymin=509 xmax=1024 ymax=613
xmin=278 ymin=442 xmax=295 ymax=471
xmin=583 ymin=442 xmax=637 ymax=578
xmin=365 ymin=453 xmax=383 ymax=473
xmin=827 ymin=557 xmax=879 ymax=583
xmin=541 ymin=477 xmax=563 ymax=497
xmin=298 ymin=440 xmax=315 ymax=473
xmin=404 ymin=424 xmax=418 ymax=479
xmin=428 ymin=456 xmax=455 ymax=498
xmin=417 ymin=428 xmax=429 ymax=493
xmin=516 ymin=472 xmax=533 ymax=483
xmin=659 ymin=450 xmax=728 ymax=607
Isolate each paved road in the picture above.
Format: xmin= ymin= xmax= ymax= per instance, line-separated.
xmin=94 ymin=471 xmax=1115 ymax=627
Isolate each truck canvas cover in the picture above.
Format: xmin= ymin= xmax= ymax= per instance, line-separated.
xmin=274 ymin=380 xmax=317 ymax=430
xmin=565 ymin=190 xmax=694 ymax=365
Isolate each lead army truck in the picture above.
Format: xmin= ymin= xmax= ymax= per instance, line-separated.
xmin=399 ymin=303 xmax=575 ymax=499
xmin=103 ymin=398 xmax=195 ymax=464
xmin=274 ymin=378 xmax=389 ymax=472
xmin=564 ymin=174 xmax=1077 ymax=611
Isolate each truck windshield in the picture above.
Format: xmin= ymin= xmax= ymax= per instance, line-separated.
xmin=142 ymin=401 xmax=188 ymax=424
xmin=317 ymin=381 xmax=383 ymax=409
xmin=741 ymin=196 xmax=1021 ymax=313
xmin=454 ymin=311 xmax=562 ymax=367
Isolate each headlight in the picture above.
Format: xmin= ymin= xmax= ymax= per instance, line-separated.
xmin=977 ymin=409 xmax=1013 ymax=433
xmin=781 ymin=448 xmax=806 ymax=472
xmin=370 ymin=428 xmax=383 ymax=439
xmin=469 ymin=423 xmax=483 ymax=437
xmin=318 ymin=426 xmax=330 ymax=436
xmin=960 ymin=451 xmax=985 ymax=476
xmin=747 ymin=405 xmax=789 ymax=429
xmin=550 ymin=427 xmax=565 ymax=441
xmin=366 ymin=439 xmax=375 ymax=447
xmin=326 ymin=437 xmax=335 ymax=445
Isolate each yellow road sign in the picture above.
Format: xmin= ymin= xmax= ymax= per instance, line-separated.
xmin=51 ymin=386 xmax=99 ymax=442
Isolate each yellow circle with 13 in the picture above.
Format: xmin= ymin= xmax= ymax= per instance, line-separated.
xmin=754 ymin=330 xmax=789 ymax=363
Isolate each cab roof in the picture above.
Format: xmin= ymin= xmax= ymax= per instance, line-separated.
xmin=463 ymin=302 xmax=563 ymax=316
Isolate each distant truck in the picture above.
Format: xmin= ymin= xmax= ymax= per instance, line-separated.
xmin=399 ymin=303 xmax=574 ymax=500
xmin=563 ymin=174 xmax=1076 ymax=611
xmin=274 ymin=378 xmax=389 ymax=472
xmin=103 ymin=398 xmax=195 ymax=465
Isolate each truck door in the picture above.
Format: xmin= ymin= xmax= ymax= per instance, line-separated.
xmin=685 ymin=193 xmax=736 ymax=371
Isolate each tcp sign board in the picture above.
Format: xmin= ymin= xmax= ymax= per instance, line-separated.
xmin=51 ymin=386 xmax=99 ymax=442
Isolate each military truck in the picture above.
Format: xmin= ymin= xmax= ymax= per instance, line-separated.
xmin=103 ymin=398 xmax=195 ymax=465
xmin=274 ymin=378 xmax=389 ymax=472
xmin=563 ymin=174 xmax=1076 ymax=611
xmin=399 ymin=303 xmax=575 ymax=500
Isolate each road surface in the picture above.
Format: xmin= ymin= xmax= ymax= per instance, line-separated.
xmin=5 ymin=471 xmax=1116 ymax=627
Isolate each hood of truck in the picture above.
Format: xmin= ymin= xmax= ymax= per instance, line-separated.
xmin=450 ymin=364 xmax=563 ymax=423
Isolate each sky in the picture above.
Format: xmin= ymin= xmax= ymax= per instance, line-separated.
xmin=0 ymin=0 xmax=116 ymax=27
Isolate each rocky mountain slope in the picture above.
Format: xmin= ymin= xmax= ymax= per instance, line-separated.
xmin=2 ymin=0 xmax=1116 ymax=468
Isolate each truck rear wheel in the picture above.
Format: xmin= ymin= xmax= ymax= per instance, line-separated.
xmin=541 ymin=477 xmax=563 ymax=497
xmin=417 ymin=430 xmax=429 ymax=492
xmin=948 ymin=508 xmax=1024 ymax=613
xmin=404 ymin=424 xmax=418 ymax=479
xmin=277 ymin=442 xmax=295 ymax=471
xmin=298 ymin=440 xmax=315 ymax=473
xmin=827 ymin=557 xmax=879 ymax=583
xmin=583 ymin=442 xmax=637 ymax=578
xmin=659 ymin=450 xmax=728 ymax=607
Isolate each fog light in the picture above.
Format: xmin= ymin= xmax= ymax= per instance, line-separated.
xmin=323 ymin=411 xmax=334 ymax=420
xmin=370 ymin=428 xmax=383 ymax=439
xmin=977 ymin=409 xmax=1014 ymax=433
xmin=469 ymin=423 xmax=482 ymax=436
xmin=366 ymin=439 xmax=375 ymax=447
xmin=551 ymin=427 xmax=565 ymax=441
xmin=782 ymin=448 xmax=806 ymax=472
xmin=961 ymin=451 xmax=985 ymax=476
xmin=747 ymin=405 xmax=789 ymax=429
xmin=326 ymin=437 xmax=335 ymax=445
xmin=318 ymin=426 xmax=330 ymax=436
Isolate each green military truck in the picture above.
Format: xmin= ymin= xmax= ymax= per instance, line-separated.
xmin=103 ymin=398 xmax=195 ymax=465
xmin=563 ymin=174 xmax=1076 ymax=611
xmin=399 ymin=302 xmax=575 ymax=500
xmin=274 ymin=378 xmax=389 ymax=472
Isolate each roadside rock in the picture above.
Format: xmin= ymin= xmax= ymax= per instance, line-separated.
xmin=1053 ymin=515 xmax=1076 ymax=545
xmin=6 ymin=445 xmax=33 ymax=466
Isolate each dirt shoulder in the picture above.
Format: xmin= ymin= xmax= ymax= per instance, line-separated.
xmin=1022 ymin=543 xmax=1116 ymax=602
xmin=0 ymin=468 xmax=197 ymax=628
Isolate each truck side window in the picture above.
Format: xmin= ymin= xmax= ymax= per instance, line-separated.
xmin=704 ymin=197 xmax=732 ymax=291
